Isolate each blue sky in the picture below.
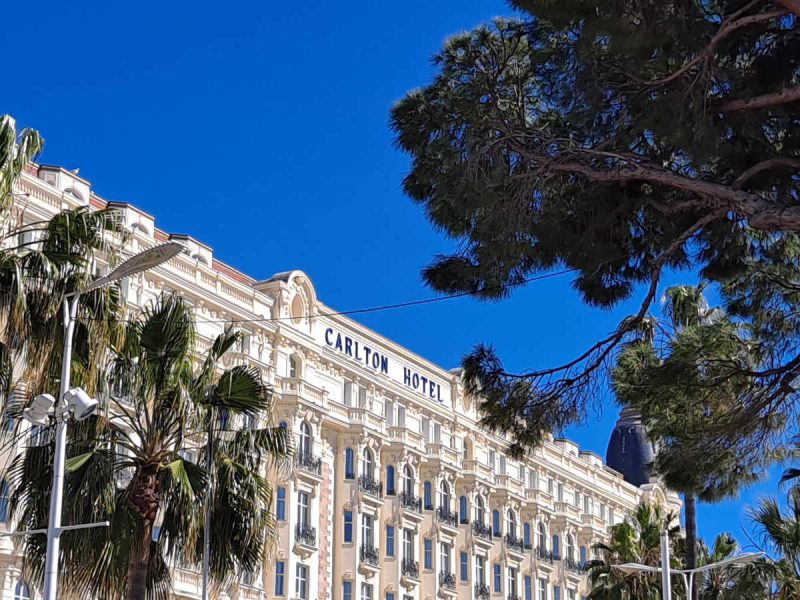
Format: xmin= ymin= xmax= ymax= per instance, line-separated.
xmin=4 ymin=0 xmax=784 ymax=548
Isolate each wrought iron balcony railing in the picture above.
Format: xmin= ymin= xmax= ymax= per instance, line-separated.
xmin=436 ymin=506 xmax=458 ymax=528
xmin=401 ymin=558 xmax=420 ymax=579
xmin=438 ymin=571 xmax=456 ymax=591
xmin=295 ymin=452 xmax=322 ymax=475
xmin=472 ymin=520 xmax=492 ymax=540
xmin=295 ymin=522 xmax=317 ymax=547
xmin=536 ymin=547 xmax=555 ymax=564
xmin=358 ymin=475 xmax=383 ymax=498
xmin=504 ymin=534 xmax=524 ymax=553
xmin=360 ymin=544 xmax=379 ymax=567
xmin=564 ymin=557 xmax=584 ymax=573
xmin=400 ymin=491 xmax=422 ymax=513
xmin=474 ymin=583 xmax=491 ymax=600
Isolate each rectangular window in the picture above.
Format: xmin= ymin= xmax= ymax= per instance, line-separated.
xmin=488 ymin=449 xmax=496 ymax=471
xmin=554 ymin=586 xmax=561 ymax=600
xmin=361 ymin=583 xmax=373 ymax=600
xmin=600 ymin=504 xmax=606 ymax=520
xmin=584 ymin=495 xmax=590 ymax=514
xmin=538 ymin=578 xmax=548 ymax=600
xmin=557 ymin=483 xmax=564 ymax=502
xmin=297 ymin=491 xmax=309 ymax=527
xmin=424 ymin=539 xmax=433 ymax=570
xmin=344 ymin=511 xmax=353 ymax=543
xmin=362 ymin=514 xmax=374 ymax=547
xmin=547 ymin=478 xmax=554 ymax=496
xmin=525 ymin=576 xmax=532 ymax=600
xmin=609 ymin=508 xmax=615 ymax=525
xmin=507 ymin=567 xmax=517 ymax=599
xmin=440 ymin=543 xmax=451 ymax=573
xmin=343 ymin=581 xmax=352 ymax=600
xmin=476 ymin=555 xmax=486 ymax=585
xmin=403 ymin=529 xmax=414 ymax=560
xmin=295 ymin=564 xmax=308 ymax=600
xmin=493 ymin=563 xmax=501 ymax=593
xmin=567 ymin=590 xmax=576 ymax=600
xmin=460 ymin=551 xmax=468 ymax=581
xmin=574 ymin=490 xmax=580 ymax=508
xmin=386 ymin=400 xmax=394 ymax=425
xmin=275 ymin=561 xmax=285 ymax=596
xmin=397 ymin=405 xmax=406 ymax=427
xmin=276 ymin=487 xmax=286 ymax=521
xmin=386 ymin=525 xmax=395 ymax=557
xmin=386 ymin=594 xmax=395 ymax=600
xmin=358 ymin=385 xmax=368 ymax=407
xmin=343 ymin=380 xmax=353 ymax=406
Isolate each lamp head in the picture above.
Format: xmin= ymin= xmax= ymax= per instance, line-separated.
xmin=22 ymin=394 xmax=55 ymax=427
xmin=64 ymin=388 xmax=99 ymax=420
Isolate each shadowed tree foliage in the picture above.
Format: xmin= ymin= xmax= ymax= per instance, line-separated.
xmin=391 ymin=1 xmax=800 ymax=452
xmin=612 ymin=286 xmax=773 ymax=585
xmin=6 ymin=295 xmax=290 ymax=600
xmin=751 ymin=487 xmax=800 ymax=598
xmin=0 ymin=115 xmax=122 ymax=420
xmin=587 ymin=502 xmax=680 ymax=600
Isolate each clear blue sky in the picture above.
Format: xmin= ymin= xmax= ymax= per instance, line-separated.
xmin=4 ymin=0 xmax=784 ymax=549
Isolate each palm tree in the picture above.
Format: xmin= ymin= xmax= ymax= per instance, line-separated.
xmin=587 ymin=502 xmax=681 ymax=600
xmin=0 ymin=114 xmax=123 ymax=412
xmin=7 ymin=294 xmax=290 ymax=600
xmin=695 ymin=533 xmax=769 ymax=600
xmin=751 ymin=487 xmax=800 ymax=599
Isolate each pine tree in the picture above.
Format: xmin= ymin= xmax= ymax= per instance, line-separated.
xmin=391 ymin=1 xmax=800 ymax=453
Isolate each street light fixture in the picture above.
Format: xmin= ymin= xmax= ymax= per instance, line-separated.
xmin=613 ymin=530 xmax=764 ymax=600
xmin=38 ymin=241 xmax=183 ymax=600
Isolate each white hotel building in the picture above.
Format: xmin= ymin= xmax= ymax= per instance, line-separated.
xmin=0 ymin=163 xmax=680 ymax=600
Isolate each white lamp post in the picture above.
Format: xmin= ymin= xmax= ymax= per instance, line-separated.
xmin=614 ymin=530 xmax=763 ymax=600
xmin=39 ymin=242 xmax=183 ymax=600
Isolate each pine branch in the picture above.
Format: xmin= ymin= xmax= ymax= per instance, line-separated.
xmin=720 ymin=85 xmax=800 ymax=112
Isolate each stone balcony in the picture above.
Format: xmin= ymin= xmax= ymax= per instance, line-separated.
xmin=295 ymin=452 xmax=322 ymax=477
xmin=401 ymin=558 xmax=420 ymax=580
xmin=400 ymin=491 xmax=423 ymax=513
xmin=358 ymin=475 xmax=383 ymax=500
xmin=474 ymin=583 xmax=491 ymax=600
xmin=435 ymin=506 xmax=459 ymax=530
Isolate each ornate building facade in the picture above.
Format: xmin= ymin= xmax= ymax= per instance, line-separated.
xmin=0 ymin=163 xmax=679 ymax=600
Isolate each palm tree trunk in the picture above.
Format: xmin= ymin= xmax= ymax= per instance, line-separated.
xmin=127 ymin=466 xmax=160 ymax=600
xmin=126 ymin=523 xmax=153 ymax=600
xmin=684 ymin=493 xmax=698 ymax=600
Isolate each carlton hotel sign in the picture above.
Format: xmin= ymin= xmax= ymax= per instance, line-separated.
xmin=322 ymin=326 xmax=448 ymax=403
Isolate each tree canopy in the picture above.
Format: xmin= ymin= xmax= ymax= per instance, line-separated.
xmin=392 ymin=0 xmax=800 ymax=452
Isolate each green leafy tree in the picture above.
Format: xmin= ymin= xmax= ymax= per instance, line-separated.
xmin=613 ymin=286 xmax=771 ymax=585
xmin=391 ymin=1 xmax=800 ymax=452
xmin=587 ymin=502 xmax=680 ymax=600
xmin=695 ymin=533 xmax=770 ymax=600
xmin=0 ymin=115 xmax=122 ymax=415
xmin=6 ymin=295 xmax=290 ymax=600
xmin=751 ymin=488 xmax=800 ymax=599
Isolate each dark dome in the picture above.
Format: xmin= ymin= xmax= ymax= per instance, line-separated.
xmin=606 ymin=407 xmax=655 ymax=487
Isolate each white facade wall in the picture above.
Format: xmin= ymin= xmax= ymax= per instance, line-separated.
xmin=0 ymin=165 xmax=679 ymax=600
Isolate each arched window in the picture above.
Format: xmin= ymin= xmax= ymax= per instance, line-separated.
xmin=523 ymin=523 xmax=532 ymax=548
xmin=386 ymin=465 xmax=396 ymax=495
xmin=538 ymin=523 xmax=547 ymax=550
xmin=474 ymin=496 xmax=485 ymax=525
xmin=362 ymin=447 xmax=374 ymax=480
xmin=0 ymin=480 xmax=9 ymax=523
xmin=579 ymin=546 xmax=587 ymax=567
xmin=439 ymin=480 xmax=450 ymax=511
xmin=459 ymin=496 xmax=468 ymax=524
xmin=492 ymin=510 xmax=501 ymax=537
xmin=289 ymin=354 xmax=300 ymax=378
xmin=552 ymin=534 xmax=561 ymax=559
xmin=298 ymin=421 xmax=312 ymax=459
xmin=423 ymin=481 xmax=433 ymax=510
xmin=403 ymin=465 xmax=415 ymax=496
xmin=344 ymin=448 xmax=355 ymax=479
xmin=507 ymin=510 xmax=517 ymax=539
xmin=566 ymin=535 xmax=575 ymax=562
xmin=13 ymin=581 xmax=30 ymax=600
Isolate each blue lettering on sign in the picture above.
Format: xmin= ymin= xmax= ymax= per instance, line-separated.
xmin=324 ymin=327 xmax=389 ymax=375
xmin=324 ymin=327 xmax=442 ymax=402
